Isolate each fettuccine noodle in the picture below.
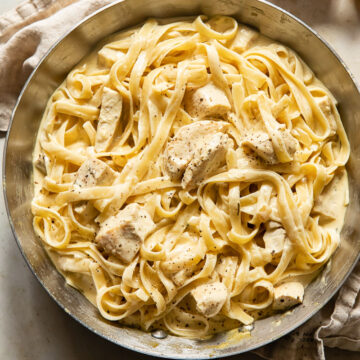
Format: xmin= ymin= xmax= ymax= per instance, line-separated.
xmin=32 ymin=16 xmax=349 ymax=338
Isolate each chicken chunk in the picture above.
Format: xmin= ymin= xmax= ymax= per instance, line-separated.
xmin=277 ymin=129 xmax=298 ymax=159
xmin=34 ymin=152 xmax=50 ymax=175
xmin=164 ymin=121 xmax=231 ymax=189
xmin=95 ymin=203 xmax=155 ymax=263
xmin=184 ymin=82 xmax=231 ymax=118
xmin=95 ymin=87 xmax=123 ymax=153
xmin=98 ymin=47 xmax=125 ymax=68
xmin=165 ymin=121 xmax=228 ymax=178
xmin=242 ymin=129 xmax=297 ymax=164
xmin=273 ymin=282 xmax=304 ymax=310
xmin=182 ymin=132 xmax=231 ymax=189
xmin=313 ymin=169 xmax=347 ymax=221
xmin=74 ymin=159 xmax=116 ymax=188
xmin=242 ymin=131 xmax=277 ymax=164
xmin=263 ymin=222 xmax=286 ymax=256
xmin=59 ymin=257 xmax=91 ymax=273
xmin=314 ymin=95 xmax=337 ymax=132
xmin=315 ymin=95 xmax=332 ymax=117
xmin=191 ymin=282 xmax=228 ymax=317
xmin=231 ymin=25 xmax=259 ymax=53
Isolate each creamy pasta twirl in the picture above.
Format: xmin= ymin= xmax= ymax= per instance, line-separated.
xmin=32 ymin=16 xmax=349 ymax=338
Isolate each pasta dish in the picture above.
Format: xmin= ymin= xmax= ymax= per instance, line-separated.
xmin=32 ymin=16 xmax=349 ymax=338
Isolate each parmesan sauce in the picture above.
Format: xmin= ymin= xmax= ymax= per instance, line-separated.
xmin=32 ymin=18 xmax=349 ymax=327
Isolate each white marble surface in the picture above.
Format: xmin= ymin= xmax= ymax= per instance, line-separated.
xmin=0 ymin=1 xmax=359 ymax=359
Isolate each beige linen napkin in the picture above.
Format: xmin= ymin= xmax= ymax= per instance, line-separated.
xmin=254 ymin=260 xmax=360 ymax=360
xmin=0 ymin=0 xmax=114 ymax=131
xmin=1 ymin=1 xmax=359 ymax=359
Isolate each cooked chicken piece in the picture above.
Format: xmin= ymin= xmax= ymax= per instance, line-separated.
xmin=74 ymin=159 xmax=116 ymax=188
xmin=59 ymin=257 xmax=91 ymax=273
xmin=266 ymin=220 xmax=282 ymax=230
xmin=164 ymin=120 xmax=230 ymax=183
xmin=230 ymin=25 xmax=259 ymax=53
xmin=34 ymin=152 xmax=50 ymax=175
xmin=165 ymin=126 xmax=201 ymax=181
xmin=191 ymin=282 xmax=228 ymax=317
xmin=315 ymin=95 xmax=332 ymax=117
xmin=182 ymin=132 xmax=231 ymax=190
xmin=98 ymin=47 xmax=125 ymax=68
xmin=313 ymin=169 xmax=347 ymax=220
xmin=164 ymin=121 xmax=232 ymax=189
xmin=235 ymin=147 xmax=300 ymax=175
xmin=263 ymin=222 xmax=286 ymax=256
xmin=314 ymin=95 xmax=337 ymax=132
xmin=184 ymin=82 xmax=231 ymax=118
xmin=95 ymin=203 xmax=155 ymax=263
xmin=273 ymin=282 xmax=304 ymax=310
xmin=242 ymin=129 xmax=297 ymax=164
xmin=278 ymin=128 xmax=298 ymax=159
xmin=95 ymin=87 xmax=122 ymax=152
xmin=242 ymin=131 xmax=277 ymax=164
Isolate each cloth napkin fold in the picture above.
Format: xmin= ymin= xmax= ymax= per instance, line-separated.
xmin=254 ymin=260 xmax=360 ymax=360
xmin=1 ymin=1 xmax=359 ymax=359
xmin=0 ymin=0 xmax=113 ymax=131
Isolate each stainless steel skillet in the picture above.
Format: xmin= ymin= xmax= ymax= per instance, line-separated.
xmin=4 ymin=0 xmax=360 ymax=358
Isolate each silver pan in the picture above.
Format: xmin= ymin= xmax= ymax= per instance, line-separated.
xmin=3 ymin=0 xmax=360 ymax=358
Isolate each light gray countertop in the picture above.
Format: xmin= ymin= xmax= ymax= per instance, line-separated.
xmin=0 ymin=0 xmax=359 ymax=359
